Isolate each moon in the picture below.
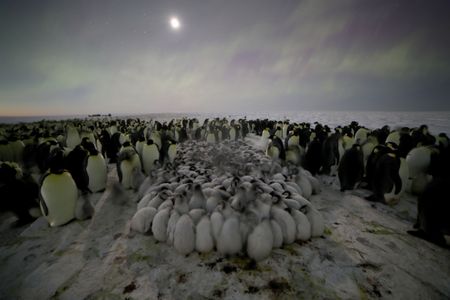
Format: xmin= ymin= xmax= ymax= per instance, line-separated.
xmin=170 ymin=17 xmax=181 ymax=30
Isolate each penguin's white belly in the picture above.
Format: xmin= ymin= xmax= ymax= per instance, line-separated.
xmin=206 ymin=133 xmax=216 ymax=143
xmin=40 ymin=172 xmax=78 ymax=227
xmin=398 ymin=157 xmax=409 ymax=194
xmin=142 ymin=145 xmax=159 ymax=175
xmin=168 ymin=146 xmax=177 ymax=163
xmin=266 ymin=146 xmax=280 ymax=160
xmin=66 ymin=131 xmax=81 ymax=149
xmin=87 ymin=154 xmax=107 ymax=192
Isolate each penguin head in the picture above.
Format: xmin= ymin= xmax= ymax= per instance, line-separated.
xmin=270 ymin=191 xmax=282 ymax=203
xmin=47 ymin=147 xmax=65 ymax=174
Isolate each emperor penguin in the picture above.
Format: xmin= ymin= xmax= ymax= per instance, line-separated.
xmin=174 ymin=214 xmax=196 ymax=255
xmin=229 ymin=125 xmax=237 ymax=141
xmin=206 ymin=126 xmax=217 ymax=143
xmin=303 ymin=137 xmax=323 ymax=176
xmin=270 ymin=206 xmax=296 ymax=245
xmin=270 ymin=219 xmax=284 ymax=248
xmin=366 ymin=146 xmax=402 ymax=204
xmin=65 ymin=145 xmax=90 ymax=194
xmin=152 ymin=207 xmax=171 ymax=242
xmin=9 ymin=137 xmax=25 ymax=164
xmin=85 ymin=142 xmax=107 ymax=193
xmin=189 ymin=184 xmax=206 ymax=209
xmin=285 ymin=145 xmax=302 ymax=165
xmin=167 ymin=140 xmax=177 ymax=164
xmin=150 ymin=130 xmax=162 ymax=150
xmin=142 ymin=139 xmax=160 ymax=175
xmin=131 ymin=207 xmax=157 ymax=234
xmin=282 ymin=121 xmax=289 ymax=139
xmin=166 ymin=210 xmax=181 ymax=246
xmin=118 ymin=142 xmax=142 ymax=189
xmin=260 ymin=128 xmax=271 ymax=150
xmin=408 ymin=177 xmax=450 ymax=247
xmin=274 ymin=126 xmax=283 ymax=140
xmin=290 ymin=209 xmax=311 ymax=242
xmin=39 ymin=148 xmax=78 ymax=227
xmin=266 ymin=135 xmax=285 ymax=161
xmin=354 ymin=127 xmax=370 ymax=145
xmin=0 ymin=162 xmax=40 ymax=225
xmin=135 ymin=136 xmax=145 ymax=160
xmin=338 ymin=144 xmax=364 ymax=191
xmin=406 ymin=146 xmax=434 ymax=195
xmin=217 ymin=214 xmax=243 ymax=255
xmin=385 ymin=131 xmax=401 ymax=147
xmin=195 ymin=215 xmax=215 ymax=253
xmin=66 ymin=125 xmax=81 ymax=149
xmin=246 ymin=218 xmax=274 ymax=262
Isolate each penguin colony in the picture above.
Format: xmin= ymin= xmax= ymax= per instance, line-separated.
xmin=131 ymin=138 xmax=324 ymax=261
xmin=0 ymin=117 xmax=449 ymax=249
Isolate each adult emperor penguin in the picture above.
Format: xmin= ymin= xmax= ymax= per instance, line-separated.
xmin=39 ymin=148 xmax=78 ymax=227
xmin=142 ymin=139 xmax=160 ymax=175
xmin=0 ymin=162 xmax=40 ymax=225
xmin=406 ymin=146 xmax=435 ymax=195
xmin=66 ymin=125 xmax=81 ymax=149
xmin=303 ymin=137 xmax=322 ymax=176
xmin=366 ymin=146 xmax=402 ymax=204
xmin=84 ymin=140 xmax=107 ymax=193
xmin=338 ymin=144 xmax=364 ymax=191
xmin=266 ymin=135 xmax=286 ymax=161
xmin=167 ymin=140 xmax=177 ymax=164
xmin=65 ymin=144 xmax=90 ymax=194
xmin=160 ymin=137 xmax=177 ymax=166
xmin=408 ymin=176 xmax=450 ymax=247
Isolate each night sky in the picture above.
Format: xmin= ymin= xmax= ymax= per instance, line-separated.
xmin=1 ymin=0 xmax=450 ymax=116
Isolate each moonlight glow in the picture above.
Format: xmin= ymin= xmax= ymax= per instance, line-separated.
xmin=170 ymin=17 xmax=180 ymax=30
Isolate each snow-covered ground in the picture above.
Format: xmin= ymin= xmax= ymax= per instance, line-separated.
xmin=1 ymin=153 xmax=449 ymax=300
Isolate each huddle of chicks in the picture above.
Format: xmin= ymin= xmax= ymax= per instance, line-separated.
xmin=130 ymin=139 xmax=324 ymax=262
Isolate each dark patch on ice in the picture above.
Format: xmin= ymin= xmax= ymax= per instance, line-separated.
xmin=245 ymin=285 xmax=260 ymax=294
xmin=356 ymin=237 xmax=372 ymax=247
xmin=243 ymin=259 xmax=257 ymax=270
xmin=357 ymin=262 xmax=382 ymax=272
xmin=212 ymin=289 xmax=224 ymax=298
xmin=123 ymin=281 xmax=136 ymax=294
xmin=221 ymin=264 xmax=237 ymax=274
xmin=267 ymin=278 xmax=291 ymax=295
xmin=176 ymin=272 xmax=187 ymax=283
